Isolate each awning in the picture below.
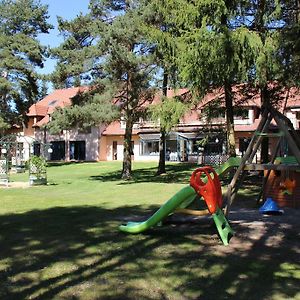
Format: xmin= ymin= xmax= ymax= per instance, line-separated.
xmin=140 ymin=132 xmax=205 ymax=141
xmin=139 ymin=132 xmax=178 ymax=141
xmin=177 ymin=132 xmax=204 ymax=140
xmin=139 ymin=133 xmax=160 ymax=141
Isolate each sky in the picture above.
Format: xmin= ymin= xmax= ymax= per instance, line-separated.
xmin=37 ymin=0 xmax=90 ymax=75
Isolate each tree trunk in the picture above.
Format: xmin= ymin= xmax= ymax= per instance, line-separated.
xmin=156 ymin=70 xmax=168 ymax=175
xmin=260 ymin=86 xmax=269 ymax=163
xmin=221 ymin=5 xmax=236 ymax=157
xmin=224 ymin=82 xmax=236 ymax=157
xmin=157 ymin=130 xmax=166 ymax=175
xmin=122 ymin=116 xmax=134 ymax=180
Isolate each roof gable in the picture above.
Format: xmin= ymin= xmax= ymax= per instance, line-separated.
xmin=27 ymin=86 xmax=89 ymax=118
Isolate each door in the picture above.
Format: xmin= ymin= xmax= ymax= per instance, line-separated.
xmin=50 ymin=141 xmax=65 ymax=161
xmin=69 ymin=141 xmax=86 ymax=161
xmin=112 ymin=141 xmax=117 ymax=160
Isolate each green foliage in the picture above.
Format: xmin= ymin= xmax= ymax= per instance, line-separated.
xmin=278 ymin=1 xmax=300 ymax=86
xmin=48 ymin=90 xmax=120 ymax=134
xmin=150 ymin=96 xmax=188 ymax=133
xmin=202 ymin=99 xmax=225 ymax=121
xmin=196 ymin=135 xmax=209 ymax=148
xmin=51 ymin=1 xmax=157 ymax=179
xmin=0 ymin=116 xmax=9 ymax=132
xmin=29 ymin=155 xmax=47 ymax=178
xmin=0 ymin=0 xmax=52 ymax=125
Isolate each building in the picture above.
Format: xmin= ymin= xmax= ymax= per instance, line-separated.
xmin=25 ymin=86 xmax=102 ymax=161
xmin=18 ymin=85 xmax=300 ymax=163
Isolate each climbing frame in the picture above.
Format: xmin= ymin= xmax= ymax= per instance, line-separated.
xmin=224 ymin=105 xmax=300 ymax=216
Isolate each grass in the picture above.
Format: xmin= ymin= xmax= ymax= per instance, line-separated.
xmin=0 ymin=162 xmax=299 ymax=300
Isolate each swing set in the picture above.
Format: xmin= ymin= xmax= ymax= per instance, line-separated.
xmin=225 ymin=104 xmax=300 ymax=215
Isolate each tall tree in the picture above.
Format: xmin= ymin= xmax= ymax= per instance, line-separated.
xmin=246 ymin=0 xmax=284 ymax=162
xmin=143 ymin=2 xmax=181 ymax=174
xmin=51 ymin=0 xmax=156 ymax=179
xmin=279 ymin=0 xmax=300 ymax=86
xmin=0 ymin=0 xmax=52 ymax=126
xmin=149 ymin=0 xmax=261 ymax=157
xmin=150 ymin=94 xmax=187 ymax=140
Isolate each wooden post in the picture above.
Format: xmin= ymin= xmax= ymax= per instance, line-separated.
xmin=256 ymin=137 xmax=282 ymax=204
xmin=273 ymin=113 xmax=300 ymax=163
xmin=225 ymin=109 xmax=274 ymax=216
xmin=272 ymin=108 xmax=300 ymax=149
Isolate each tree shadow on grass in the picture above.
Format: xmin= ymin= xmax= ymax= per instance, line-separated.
xmin=90 ymin=163 xmax=199 ymax=185
xmin=0 ymin=205 xmax=299 ymax=299
xmin=88 ymin=163 xmax=255 ymax=187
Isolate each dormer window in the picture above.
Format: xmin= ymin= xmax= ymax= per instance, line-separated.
xmin=48 ymin=100 xmax=58 ymax=106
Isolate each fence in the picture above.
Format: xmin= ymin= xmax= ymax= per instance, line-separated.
xmin=198 ymin=154 xmax=230 ymax=165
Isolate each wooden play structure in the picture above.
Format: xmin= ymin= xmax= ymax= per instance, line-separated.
xmin=225 ymin=105 xmax=300 ymax=215
xmin=263 ymin=157 xmax=300 ymax=208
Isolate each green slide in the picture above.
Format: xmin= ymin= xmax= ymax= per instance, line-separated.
xmin=119 ymin=157 xmax=241 ymax=234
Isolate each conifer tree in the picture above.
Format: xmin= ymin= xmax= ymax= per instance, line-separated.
xmin=0 ymin=0 xmax=52 ymax=126
xmin=279 ymin=0 xmax=300 ymax=86
xmin=51 ymin=0 xmax=156 ymax=179
xmin=160 ymin=1 xmax=264 ymax=157
xmin=144 ymin=1 xmax=190 ymax=172
xmin=244 ymin=1 xmax=284 ymax=162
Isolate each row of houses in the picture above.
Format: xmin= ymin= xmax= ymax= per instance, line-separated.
xmin=5 ymin=85 xmax=300 ymax=163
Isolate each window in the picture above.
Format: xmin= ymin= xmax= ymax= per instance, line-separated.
xmin=234 ymin=107 xmax=248 ymax=119
xmin=140 ymin=141 xmax=159 ymax=156
xmin=48 ymin=100 xmax=58 ymax=106
xmin=239 ymin=138 xmax=250 ymax=154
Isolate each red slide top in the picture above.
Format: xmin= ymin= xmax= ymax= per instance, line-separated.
xmin=190 ymin=166 xmax=222 ymax=214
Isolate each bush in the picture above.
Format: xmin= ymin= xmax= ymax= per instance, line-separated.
xmin=29 ymin=155 xmax=47 ymax=178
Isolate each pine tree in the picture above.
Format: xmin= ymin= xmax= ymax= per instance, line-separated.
xmin=150 ymin=0 xmax=261 ymax=157
xmin=51 ymin=0 xmax=156 ymax=179
xmin=245 ymin=1 xmax=284 ymax=162
xmin=143 ymin=1 xmax=182 ymax=174
xmin=0 ymin=0 xmax=52 ymax=126
xmin=279 ymin=0 xmax=300 ymax=86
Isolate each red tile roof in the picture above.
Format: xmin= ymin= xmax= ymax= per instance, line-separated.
xmin=197 ymin=84 xmax=261 ymax=108
xmin=27 ymin=103 xmax=48 ymax=117
xmin=27 ymin=84 xmax=300 ymax=132
xmin=285 ymin=87 xmax=300 ymax=108
xmin=37 ymin=87 xmax=89 ymax=108
xmin=27 ymin=86 xmax=90 ymax=126
xmin=33 ymin=115 xmax=50 ymax=128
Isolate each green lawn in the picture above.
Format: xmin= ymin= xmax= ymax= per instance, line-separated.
xmin=0 ymin=162 xmax=299 ymax=300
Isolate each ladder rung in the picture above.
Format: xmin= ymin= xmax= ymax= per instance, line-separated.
xmin=244 ymin=163 xmax=300 ymax=171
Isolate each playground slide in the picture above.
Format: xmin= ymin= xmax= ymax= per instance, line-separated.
xmin=119 ymin=157 xmax=241 ymax=234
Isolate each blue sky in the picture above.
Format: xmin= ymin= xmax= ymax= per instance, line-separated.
xmin=37 ymin=0 xmax=90 ymax=75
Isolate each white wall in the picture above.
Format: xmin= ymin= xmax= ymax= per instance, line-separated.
xmin=287 ymin=110 xmax=298 ymax=129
